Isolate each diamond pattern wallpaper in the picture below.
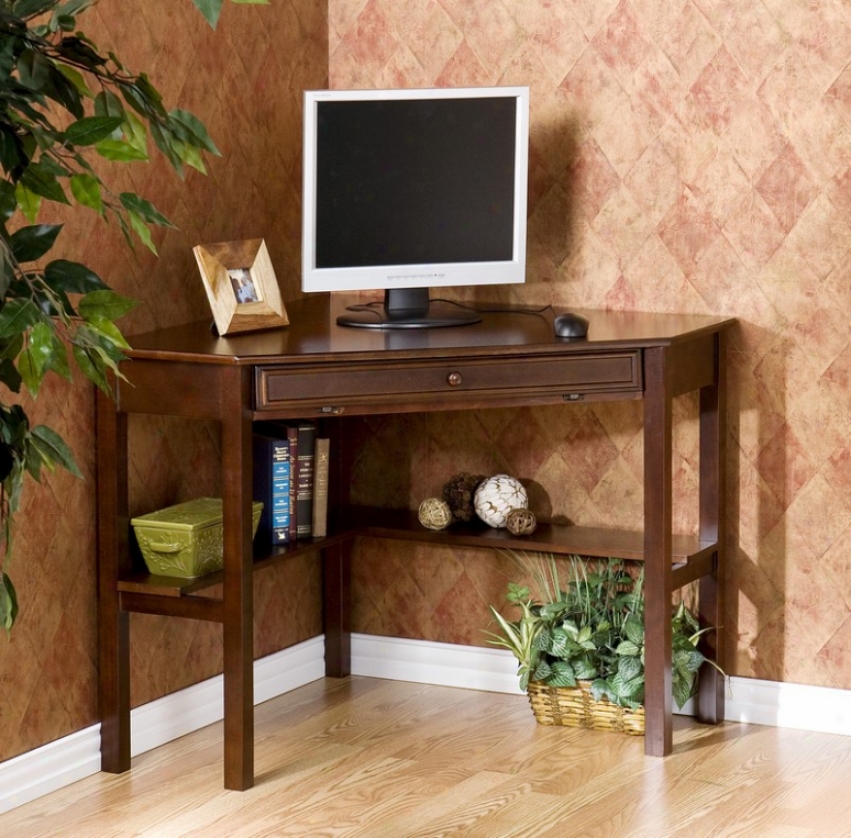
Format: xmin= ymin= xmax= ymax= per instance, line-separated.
xmin=0 ymin=1 xmax=328 ymax=762
xmin=3 ymin=0 xmax=851 ymax=767
xmin=332 ymin=0 xmax=851 ymax=695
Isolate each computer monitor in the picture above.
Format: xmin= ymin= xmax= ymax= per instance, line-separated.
xmin=302 ymin=86 xmax=530 ymax=329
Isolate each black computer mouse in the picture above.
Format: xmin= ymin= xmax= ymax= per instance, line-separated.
xmin=553 ymin=312 xmax=589 ymax=339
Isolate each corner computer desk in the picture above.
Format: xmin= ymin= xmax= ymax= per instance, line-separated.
xmin=97 ymin=296 xmax=735 ymax=790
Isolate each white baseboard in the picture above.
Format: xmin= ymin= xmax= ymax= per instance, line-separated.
xmin=351 ymin=632 xmax=525 ymax=695
xmin=350 ymin=633 xmax=851 ymax=735
xmin=3 ymin=633 xmax=850 ymax=815
xmin=0 ymin=636 xmax=325 ymax=816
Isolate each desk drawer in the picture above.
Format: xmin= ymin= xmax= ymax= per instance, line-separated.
xmin=255 ymin=352 xmax=641 ymax=412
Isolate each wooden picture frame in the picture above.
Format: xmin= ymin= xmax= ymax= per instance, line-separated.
xmin=193 ymin=238 xmax=289 ymax=335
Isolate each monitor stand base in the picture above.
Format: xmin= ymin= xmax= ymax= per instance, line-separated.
xmin=336 ymin=289 xmax=481 ymax=330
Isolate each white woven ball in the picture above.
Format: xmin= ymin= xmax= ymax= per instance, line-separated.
xmin=473 ymin=474 xmax=528 ymax=528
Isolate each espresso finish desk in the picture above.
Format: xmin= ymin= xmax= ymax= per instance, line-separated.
xmin=97 ymin=297 xmax=735 ymax=790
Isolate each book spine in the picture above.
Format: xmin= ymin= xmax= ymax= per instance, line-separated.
xmin=269 ymin=438 xmax=290 ymax=545
xmin=285 ymin=425 xmax=298 ymax=542
xmin=295 ymin=422 xmax=316 ymax=538
xmin=252 ymin=434 xmax=290 ymax=545
xmin=311 ymin=437 xmax=330 ymax=538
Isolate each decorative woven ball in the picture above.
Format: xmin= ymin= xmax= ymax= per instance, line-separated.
xmin=418 ymin=497 xmax=452 ymax=530
xmin=442 ymin=472 xmax=486 ymax=522
xmin=473 ymin=474 xmax=528 ymax=528
xmin=506 ymin=507 xmax=537 ymax=536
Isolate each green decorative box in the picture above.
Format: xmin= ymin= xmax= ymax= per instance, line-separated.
xmin=131 ymin=497 xmax=263 ymax=578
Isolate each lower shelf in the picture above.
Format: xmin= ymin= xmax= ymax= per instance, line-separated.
xmin=116 ymin=505 xmax=718 ymax=603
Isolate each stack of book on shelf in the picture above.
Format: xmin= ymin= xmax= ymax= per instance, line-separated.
xmin=252 ymin=421 xmax=330 ymax=546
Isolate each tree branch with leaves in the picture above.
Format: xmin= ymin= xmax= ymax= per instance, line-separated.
xmin=0 ymin=0 xmax=266 ymax=631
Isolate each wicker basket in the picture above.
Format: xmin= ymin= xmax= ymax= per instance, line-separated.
xmin=527 ymin=680 xmax=645 ymax=736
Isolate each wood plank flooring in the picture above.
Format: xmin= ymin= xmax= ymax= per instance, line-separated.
xmin=4 ymin=677 xmax=851 ymax=837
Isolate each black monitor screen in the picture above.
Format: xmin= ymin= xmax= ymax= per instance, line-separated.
xmin=314 ymin=97 xmax=517 ymax=269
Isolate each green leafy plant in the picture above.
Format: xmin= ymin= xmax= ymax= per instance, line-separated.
xmin=487 ymin=552 xmax=723 ymax=710
xmin=0 ymin=0 xmax=265 ymax=632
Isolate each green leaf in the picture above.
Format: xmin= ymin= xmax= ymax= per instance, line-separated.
xmin=55 ymin=63 xmax=93 ymax=97
xmin=192 ymin=0 xmax=224 ymax=28
xmin=21 ymin=164 xmax=69 ymax=205
xmin=172 ymin=139 xmax=207 ymax=175
xmin=27 ymin=321 xmax=54 ymax=376
xmin=589 ymin=678 xmax=612 ymax=703
xmin=18 ymin=344 xmax=42 ymax=395
xmin=573 ymin=658 xmax=597 ymax=680
xmin=0 ymin=335 xmax=24 ymax=362
xmin=533 ymin=625 xmax=551 ymax=652
xmin=72 ymin=343 xmax=108 ymax=392
xmin=77 ymin=289 xmax=139 ymax=322
xmin=70 ymin=173 xmax=103 ymax=212
xmin=65 ymin=116 xmax=123 ymax=146
xmin=617 ymin=655 xmax=642 ymax=682
xmin=0 ymin=127 xmax=25 ymax=175
xmin=44 ymin=64 xmax=85 ymax=119
xmin=95 ymin=139 xmax=148 ymax=162
xmin=55 ymin=35 xmax=107 ymax=70
xmin=118 ymin=193 xmax=175 ymax=228
xmin=94 ymin=90 xmax=125 ymax=119
xmin=0 ymin=243 xmax=13 ymax=299
xmin=0 ymin=572 xmax=18 ymax=633
xmin=548 ymin=627 xmax=569 ymax=657
xmin=546 ymin=660 xmax=577 ymax=688
xmin=0 ymin=357 xmax=21 ymax=393
xmin=84 ymin=316 xmax=130 ymax=350
xmin=0 ymin=180 xmax=17 ymax=222
xmin=149 ymin=121 xmax=183 ymax=175
xmin=47 ymin=331 xmax=71 ymax=381
xmin=44 ymin=259 xmax=108 ymax=294
xmin=127 ymin=210 xmax=157 ymax=254
xmin=122 ymin=112 xmax=148 ymax=155
xmin=31 ymin=424 xmax=83 ymax=478
xmin=623 ymin=615 xmax=644 ymax=645
xmin=17 ymin=47 xmax=51 ymax=92
xmin=10 ymin=224 xmax=62 ymax=262
xmin=168 ymin=108 xmax=220 ymax=155
xmin=15 ymin=182 xmax=42 ymax=223
xmin=0 ymin=299 xmax=41 ymax=339
xmin=673 ymin=677 xmax=695 ymax=711
xmin=14 ymin=0 xmax=59 ymax=18
xmin=532 ymin=659 xmax=552 ymax=682
xmin=616 ymin=640 xmax=641 ymax=657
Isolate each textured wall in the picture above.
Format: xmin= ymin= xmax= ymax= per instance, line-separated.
xmin=4 ymin=0 xmax=851 ymax=768
xmin=332 ymin=0 xmax=851 ymax=692
xmin=0 ymin=0 xmax=327 ymax=762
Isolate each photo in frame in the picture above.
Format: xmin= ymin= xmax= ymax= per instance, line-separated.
xmin=193 ymin=238 xmax=289 ymax=335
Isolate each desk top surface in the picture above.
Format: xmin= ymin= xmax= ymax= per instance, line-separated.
xmin=126 ymin=297 xmax=736 ymax=366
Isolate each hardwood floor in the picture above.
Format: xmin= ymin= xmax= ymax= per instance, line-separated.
xmin=4 ymin=677 xmax=851 ymax=837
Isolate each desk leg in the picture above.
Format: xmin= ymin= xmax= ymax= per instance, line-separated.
xmin=698 ymin=332 xmax=727 ymax=724
xmin=323 ymin=541 xmax=352 ymax=677
xmin=644 ymin=347 xmax=673 ymax=756
xmin=221 ymin=367 xmax=254 ymax=791
xmin=96 ymin=388 xmax=131 ymax=773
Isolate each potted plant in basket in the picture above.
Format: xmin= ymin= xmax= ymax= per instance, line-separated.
xmin=486 ymin=552 xmax=723 ymax=735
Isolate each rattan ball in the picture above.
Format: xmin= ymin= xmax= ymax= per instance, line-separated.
xmin=418 ymin=497 xmax=452 ymax=530
xmin=506 ymin=507 xmax=537 ymax=536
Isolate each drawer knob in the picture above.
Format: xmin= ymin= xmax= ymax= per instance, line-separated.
xmin=447 ymin=371 xmax=463 ymax=387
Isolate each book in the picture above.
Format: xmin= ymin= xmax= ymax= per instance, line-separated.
xmin=291 ymin=421 xmax=316 ymax=538
xmin=283 ymin=424 xmax=298 ymax=542
xmin=252 ymin=432 xmax=291 ymax=545
xmin=312 ymin=437 xmax=330 ymax=538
